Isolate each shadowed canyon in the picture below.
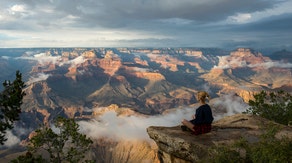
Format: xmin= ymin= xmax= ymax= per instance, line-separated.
xmin=0 ymin=47 xmax=292 ymax=162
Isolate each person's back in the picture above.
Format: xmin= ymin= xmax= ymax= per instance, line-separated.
xmin=181 ymin=91 xmax=214 ymax=135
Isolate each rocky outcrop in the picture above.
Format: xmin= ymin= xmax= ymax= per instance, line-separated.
xmin=99 ymin=58 xmax=122 ymax=76
xmin=134 ymin=72 xmax=165 ymax=80
xmin=147 ymin=54 xmax=184 ymax=72
xmin=202 ymin=48 xmax=292 ymax=102
xmin=22 ymin=48 xmax=292 ymax=116
xmin=147 ymin=114 xmax=292 ymax=163
xmin=82 ymin=50 xmax=96 ymax=58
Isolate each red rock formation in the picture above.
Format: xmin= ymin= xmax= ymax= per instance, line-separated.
xmin=134 ymin=72 xmax=165 ymax=80
xmin=65 ymin=66 xmax=77 ymax=80
xmin=185 ymin=50 xmax=203 ymax=57
xmin=99 ymin=58 xmax=122 ymax=76
xmin=82 ymin=50 xmax=96 ymax=58
xmin=134 ymin=57 xmax=148 ymax=66
xmin=64 ymin=106 xmax=81 ymax=118
xmin=36 ymin=109 xmax=50 ymax=126
xmin=147 ymin=54 xmax=184 ymax=72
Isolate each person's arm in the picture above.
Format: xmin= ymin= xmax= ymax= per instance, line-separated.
xmin=202 ymin=106 xmax=214 ymax=123
xmin=193 ymin=107 xmax=203 ymax=124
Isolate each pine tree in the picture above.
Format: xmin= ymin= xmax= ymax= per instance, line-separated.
xmin=0 ymin=71 xmax=26 ymax=145
xmin=13 ymin=117 xmax=93 ymax=163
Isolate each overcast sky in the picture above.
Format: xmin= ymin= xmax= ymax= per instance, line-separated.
xmin=0 ymin=0 xmax=292 ymax=49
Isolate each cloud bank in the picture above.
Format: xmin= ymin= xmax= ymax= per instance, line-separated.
xmin=3 ymin=130 xmax=20 ymax=147
xmin=2 ymin=92 xmax=248 ymax=147
xmin=1 ymin=56 xmax=10 ymax=60
xmin=17 ymin=53 xmax=61 ymax=65
xmin=27 ymin=73 xmax=51 ymax=85
xmin=0 ymin=0 xmax=291 ymax=48
xmin=214 ymin=55 xmax=292 ymax=69
xmin=18 ymin=51 xmax=87 ymax=68
xmin=78 ymin=93 xmax=248 ymax=141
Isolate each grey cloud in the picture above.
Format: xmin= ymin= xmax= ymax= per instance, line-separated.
xmin=115 ymin=38 xmax=178 ymax=47
xmin=94 ymin=0 xmax=277 ymax=21
xmin=223 ymin=14 xmax=292 ymax=49
xmin=2 ymin=0 xmax=283 ymax=29
xmin=232 ymin=13 xmax=292 ymax=32
xmin=80 ymin=0 xmax=281 ymax=29
xmin=0 ymin=0 xmax=291 ymax=48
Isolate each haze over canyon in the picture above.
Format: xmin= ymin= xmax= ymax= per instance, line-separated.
xmin=0 ymin=47 xmax=291 ymax=162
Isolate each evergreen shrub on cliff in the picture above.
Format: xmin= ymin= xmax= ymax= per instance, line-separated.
xmin=204 ymin=90 xmax=292 ymax=163
xmin=246 ymin=90 xmax=292 ymax=126
xmin=12 ymin=117 xmax=93 ymax=163
xmin=205 ymin=124 xmax=291 ymax=163
xmin=0 ymin=71 xmax=25 ymax=145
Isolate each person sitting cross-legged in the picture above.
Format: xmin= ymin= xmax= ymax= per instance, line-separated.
xmin=181 ymin=91 xmax=214 ymax=135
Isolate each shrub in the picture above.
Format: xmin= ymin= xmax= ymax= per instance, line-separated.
xmin=246 ymin=90 xmax=292 ymax=125
xmin=12 ymin=117 xmax=93 ymax=163
xmin=0 ymin=71 xmax=25 ymax=144
xmin=204 ymin=124 xmax=292 ymax=163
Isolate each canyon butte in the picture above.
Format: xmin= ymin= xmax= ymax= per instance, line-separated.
xmin=0 ymin=47 xmax=291 ymax=162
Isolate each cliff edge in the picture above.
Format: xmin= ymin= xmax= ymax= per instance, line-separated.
xmin=147 ymin=114 xmax=292 ymax=163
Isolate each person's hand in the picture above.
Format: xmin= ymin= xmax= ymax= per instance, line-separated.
xmin=192 ymin=115 xmax=196 ymax=119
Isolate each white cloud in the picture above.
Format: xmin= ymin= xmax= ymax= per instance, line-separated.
xmin=214 ymin=56 xmax=247 ymax=69
xmin=78 ymin=93 xmax=248 ymax=141
xmin=69 ymin=56 xmax=86 ymax=66
xmin=1 ymin=92 xmax=247 ymax=146
xmin=214 ymin=56 xmax=292 ymax=69
xmin=227 ymin=13 xmax=252 ymax=23
xmin=7 ymin=4 xmax=33 ymax=18
xmin=212 ymin=93 xmax=249 ymax=119
xmin=249 ymin=61 xmax=292 ymax=69
xmin=17 ymin=52 xmax=61 ymax=65
xmin=16 ymin=51 xmax=88 ymax=70
xmin=1 ymin=56 xmax=10 ymax=60
xmin=33 ymin=53 xmax=61 ymax=65
xmin=27 ymin=73 xmax=51 ymax=85
xmin=78 ymin=108 xmax=193 ymax=141
xmin=10 ymin=4 xmax=26 ymax=13
xmin=3 ymin=130 xmax=20 ymax=147
xmin=58 ymin=55 xmax=87 ymax=67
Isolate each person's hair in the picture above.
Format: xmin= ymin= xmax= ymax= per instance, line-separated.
xmin=197 ymin=91 xmax=210 ymax=103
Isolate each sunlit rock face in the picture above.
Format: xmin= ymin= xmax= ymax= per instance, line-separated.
xmin=88 ymin=139 xmax=159 ymax=163
xmin=15 ymin=47 xmax=292 ymax=128
xmin=1 ymin=47 xmax=292 ymax=161
xmin=202 ymin=48 xmax=292 ymax=102
xmin=147 ymin=114 xmax=292 ymax=163
xmin=11 ymin=47 xmax=292 ymax=118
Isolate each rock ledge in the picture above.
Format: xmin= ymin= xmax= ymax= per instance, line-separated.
xmin=147 ymin=114 xmax=292 ymax=163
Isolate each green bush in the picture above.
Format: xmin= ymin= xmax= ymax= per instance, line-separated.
xmin=204 ymin=89 xmax=292 ymax=163
xmin=204 ymin=124 xmax=292 ymax=163
xmin=246 ymin=90 xmax=292 ymax=125
xmin=12 ymin=117 xmax=93 ymax=163
xmin=0 ymin=71 xmax=26 ymax=144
